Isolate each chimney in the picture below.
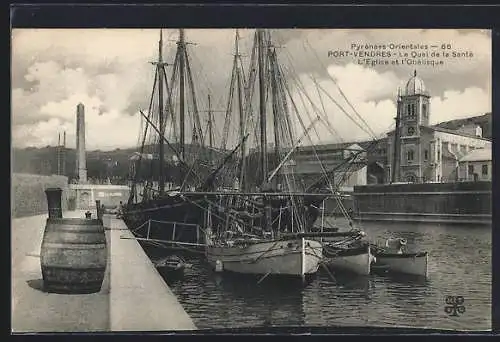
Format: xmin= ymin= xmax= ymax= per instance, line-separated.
xmin=57 ymin=132 xmax=61 ymax=175
xmin=61 ymin=131 xmax=67 ymax=176
xmin=76 ymin=103 xmax=87 ymax=183
xmin=475 ymin=125 xmax=483 ymax=138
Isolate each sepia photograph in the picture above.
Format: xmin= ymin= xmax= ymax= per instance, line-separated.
xmin=11 ymin=26 xmax=492 ymax=333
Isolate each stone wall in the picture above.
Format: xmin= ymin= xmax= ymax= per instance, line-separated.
xmin=12 ymin=173 xmax=69 ymax=218
xmin=353 ymin=181 xmax=492 ymax=216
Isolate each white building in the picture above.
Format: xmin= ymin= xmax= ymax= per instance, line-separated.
xmin=458 ymin=147 xmax=492 ymax=181
xmin=387 ymin=70 xmax=492 ymax=183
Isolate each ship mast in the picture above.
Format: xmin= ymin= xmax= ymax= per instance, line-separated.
xmin=235 ymin=30 xmax=247 ymax=191
xmin=257 ymin=29 xmax=268 ymax=188
xmin=270 ymin=47 xmax=280 ymax=187
xmin=207 ymin=94 xmax=213 ymax=162
xmin=391 ymin=88 xmax=402 ymax=183
xmin=158 ymin=30 xmax=165 ymax=195
xmin=178 ymin=29 xmax=186 ymax=162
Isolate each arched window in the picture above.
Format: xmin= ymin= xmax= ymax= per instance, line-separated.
xmin=407 ymin=150 xmax=415 ymax=161
xmin=406 ymin=173 xmax=417 ymax=183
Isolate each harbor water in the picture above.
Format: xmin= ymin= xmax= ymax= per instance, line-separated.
xmin=156 ymin=219 xmax=491 ymax=331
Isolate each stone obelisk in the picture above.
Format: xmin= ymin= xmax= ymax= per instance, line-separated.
xmin=76 ymin=103 xmax=87 ymax=183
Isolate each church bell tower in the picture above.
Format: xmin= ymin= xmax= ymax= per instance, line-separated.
xmin=394 ymin=70 xmax=431 ymax=183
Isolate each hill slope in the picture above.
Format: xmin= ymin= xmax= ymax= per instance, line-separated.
xmin=11 ymin=113 xmax=492 ymax=178
xmin=434 ymin=112 xmax=491 ymax=139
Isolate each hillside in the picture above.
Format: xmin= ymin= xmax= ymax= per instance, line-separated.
xmin=11 ymin=143 xmax=224 ymax=182
xmin=11 ymin=113 xmax=492 ymax=178
xmin=434 ymin=112 xmax=492 ymax=139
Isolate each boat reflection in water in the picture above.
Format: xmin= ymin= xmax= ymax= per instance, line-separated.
xmin=211 ymin=271 xmax=307 ymax=327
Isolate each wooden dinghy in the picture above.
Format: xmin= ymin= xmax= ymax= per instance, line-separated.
xmin=371 ymin=238 xmax=429 ymax=278
xmin=153 ymin=255 xmax=191 ymax=273
xmin=323 ymin=242 xmax=374 ymax=276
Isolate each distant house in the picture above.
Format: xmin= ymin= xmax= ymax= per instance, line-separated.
xmin=285 ymin=142 xmax=368 ymax=191
xmin=458 ymin=147 xmax=492 ymax=182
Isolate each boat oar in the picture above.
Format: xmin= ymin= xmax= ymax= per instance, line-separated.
xmin=321 ymin=262 xmax=336 ymax=284
xmin=257 ymin=271 xmax=271 ymax=285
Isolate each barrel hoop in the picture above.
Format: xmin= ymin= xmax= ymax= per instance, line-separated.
xmin=42 ymin=234 xmax=106 ymax=243
xmin=43 ymin=283 xmax=103 ymax=293
xmin=45 ymin=281 xmax=103 ymax=287
xmin=42 ymin=265 xmax=106 ymax=271
xmin=45 ymin=227 xmax=104 ymax=233
xmin=42 ymin=238 xmax=107 ymax=245
xmin=46 ymin=218 xmax=103 ymax=225
xmin=42 ymin=242 xmax=106 ymax=249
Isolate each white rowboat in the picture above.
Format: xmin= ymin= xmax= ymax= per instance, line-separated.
xmin=373 ymin=252 xmax=429 ymax=278
xmin=324 ymin=243 xmax=373 ymax=276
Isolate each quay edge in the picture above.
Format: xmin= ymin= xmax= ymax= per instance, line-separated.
xmin=12 ymin=211 xmax=196 ymax=332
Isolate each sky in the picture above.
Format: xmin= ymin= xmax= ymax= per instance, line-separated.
xmin=11 ymin=29 xmax=492 ymax=151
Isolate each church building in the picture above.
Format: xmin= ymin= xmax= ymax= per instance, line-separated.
xmin=386 ymin=71 xmax=491 ymax=183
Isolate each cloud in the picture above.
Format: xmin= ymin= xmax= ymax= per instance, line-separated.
xmin=279 ymin=28 xmax=491 ymax=96
xmin=284 ymin=62 xmax=491 ymax=145
xmin=11 ymin=28 xmax=491 ymax=151
xmin=285 ymin=63 xmax=399 ymax=144
xmin=429 ymin=87 xmax=491 ymax=124
xmin=12 ymin=92 xmax=142 ymax=150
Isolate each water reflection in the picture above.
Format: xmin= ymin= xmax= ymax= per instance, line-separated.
xmin=158 ymin=220 xmax=491 ymax=331
xmin=210 ymin=273 xmax=307 ymax=327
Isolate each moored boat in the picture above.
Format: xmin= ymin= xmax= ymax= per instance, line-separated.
xmin=372 ymin=251 xmax=429 ymax=278
xmin=123 ymin=29 xmax=229 ymax=244
xmin=206 ymin=237 xmax=323 ymax=276
xmin=199 ymin=27 xmax=386 ymax=281
xmin=371 ymin=238 xmax=429 ymax=277
xmin=324 ymin=242 xmax=373 ymax=276
xmin=153 ymin=254 xmax=191 ymax=273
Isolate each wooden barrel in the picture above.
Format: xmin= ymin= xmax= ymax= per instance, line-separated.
xmin=40 ymin=218 xmax=107 ymax=294
xmin=45 ymin=188 xmax=63 ymax=219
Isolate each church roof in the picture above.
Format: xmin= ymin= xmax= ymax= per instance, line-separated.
xmin=423 ymin=125 xmax=492 ymax=141
xmin=387 ymin=125 xmax=492 ymax=142
xmin=404 ymin=70 xmax=428 ymax=96
xmin=296 ymin=142 xmax=365 ymax=152
xmin=459 ymin=148 xmax=492 ymax=162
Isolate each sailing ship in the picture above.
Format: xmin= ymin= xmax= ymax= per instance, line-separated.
xmin=202 ymin=29 xmax=351 ymax=279
xmin=122 ymin=30 xmax=225 ymax=245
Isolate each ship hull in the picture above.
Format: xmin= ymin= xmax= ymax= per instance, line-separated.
xmin=373 ymin=252 xmax=429 ymax=278
xmin=324 ymin=244 xmax=372 ymax=276
xmin=206 ymin=239 xmax=323 ymax=276
xmin=122 ymin=194 xmax=209 ymax=244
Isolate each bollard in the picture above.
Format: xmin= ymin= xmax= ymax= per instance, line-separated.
xmin=96 ymin=200 xmax=103 ymax=223
xmin=45 ymin=188 xmax=63 ymax=219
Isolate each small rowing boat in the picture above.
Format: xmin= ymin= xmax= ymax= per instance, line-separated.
xmin=153 ymin=255 xmax=191 ymax=273
xmin=371 ymin=238 xmax=429 ymax=278
xmin=323 ymin=242 xmax=374 ymax=276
